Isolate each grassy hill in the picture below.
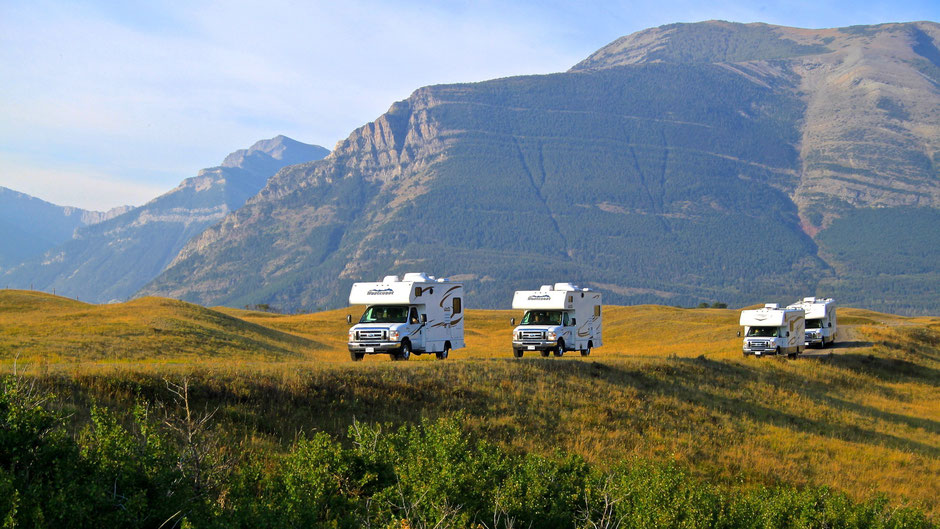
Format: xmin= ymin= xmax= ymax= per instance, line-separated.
xmin=2 ymin=290 xmax=937 ymax=521
xmin=0 ymin=290 xmax=321 ymax=362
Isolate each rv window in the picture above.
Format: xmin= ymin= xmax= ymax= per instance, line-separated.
xmin=409 ymin=307 xmax=420 ymax=324
xmin=746 ymin=326 xmax=777 ymax=338
xmin=521 ymin=310 xmax=562 ymax=325
xmin=414 ymin=287 xmax=422 ymax=297
xmin=563 ymin=313 xmax=570 ymax=326
xmin=359 ymin=305 xmax=408 ymax=324
xmin=568 ymin=295 xmax=573 ymax=303
xmin=453 ymin=298 xmax=462 ymax=314
xmin=806 ymin=319 xmax=822 ymax=329
xmin=594 ymin=305 xmax=601 ymax=318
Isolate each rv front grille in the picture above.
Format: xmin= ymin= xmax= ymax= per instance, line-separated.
xmin=356 ymin=330 xmax=386 ymax=340
xmin=519 ymin=330 xmax=545 ymax=340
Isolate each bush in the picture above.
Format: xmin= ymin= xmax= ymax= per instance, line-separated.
xmin=0 ymin=378 xmax=935 ymax=528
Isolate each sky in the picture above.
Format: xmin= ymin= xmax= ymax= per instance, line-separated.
xmin=1 ymin=0 xmax=938 ymax=211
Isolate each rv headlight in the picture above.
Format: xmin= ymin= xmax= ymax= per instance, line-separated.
xmin=389 ymin=330 xmax=400 ymax=341
xmin=348 ymin=330 xmax=355 ymax=342
xmin=547 ymin=331 xmax=557 ymax=340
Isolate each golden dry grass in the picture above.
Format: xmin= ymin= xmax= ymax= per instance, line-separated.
xmin=0 ymin=290 xmax=322 ymax=362
xmin=2 ymin=289 xmax=938 ymax=517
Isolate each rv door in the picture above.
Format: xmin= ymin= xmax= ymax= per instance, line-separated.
xmin=408 ymin=307 xmax=425 ymax=351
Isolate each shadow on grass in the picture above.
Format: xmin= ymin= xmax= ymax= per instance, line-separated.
xmin=524 ymin=357 xmax=940 ymax=458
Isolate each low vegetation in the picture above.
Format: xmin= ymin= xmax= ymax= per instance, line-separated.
xmin=1 ymin=290 xmax=938 ymax=526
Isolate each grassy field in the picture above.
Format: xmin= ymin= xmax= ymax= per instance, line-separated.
xmin=1 ymin=289 xmax=938 ymax=519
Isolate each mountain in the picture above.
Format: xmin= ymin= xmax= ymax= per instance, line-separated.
xmin=140 ymin=22 xmax=940 ymax=315
xmin=0 ymin=187 xmax=130 ymax=273
xmin=2 ymin=136 xmax=328 ymax=302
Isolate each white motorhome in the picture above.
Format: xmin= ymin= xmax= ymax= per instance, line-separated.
xmin=740 ymin=303 xmax=805 ymax=358
xmin=510 ymin=283 xmax=602 ymax=358
xmin=346 ymin=273 xmax=464 ymax=361
xmin=788 ymin=297 xmax=837 ymax=348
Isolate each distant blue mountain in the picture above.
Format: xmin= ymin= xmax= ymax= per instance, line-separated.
xmin=2 ymin=136 xmax=328 ymax=302
xmin=0 ymin=187 xmax=129 ymax=273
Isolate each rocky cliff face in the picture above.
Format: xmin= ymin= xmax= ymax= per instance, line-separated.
xmin=574 ymin=21 xmax=940 ymax=230
xmin=142 ymin=21 xmax=940 ymax=314
xmin=3 ymin=136 xmax=328 ymax=302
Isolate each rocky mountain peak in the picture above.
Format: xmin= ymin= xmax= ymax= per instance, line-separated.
xmin=221 ymin=135 xmax=329 ymax=174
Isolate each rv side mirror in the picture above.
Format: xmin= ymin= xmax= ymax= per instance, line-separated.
xmin=346 ymin=314 xmax=352 ymax=324
xmin=510 ymin=317 xmax=515 ymax=326
xmin=828 ymin=322 xmax=832 ymax=327
xmin=571 ymin=318 xmax=576 ymax=326
xmin=786 ymin=331 xmax=790 ymax=337
xmin=421 ymin=314 xmax=427 ymax=323
xmin=736 ymin=331 xmax=741 ymax=337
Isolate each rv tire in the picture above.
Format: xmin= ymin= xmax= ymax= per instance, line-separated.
xmin=540 ymin=350 xmax=550 ymax=358
xmin=580 ymin=347 xmax=591 ymax=357
xmin=513 ymin=348 xmax=523 ymax=358
xmin=394 ymin=341 xmax=412 ymax=361
xmin=351 ymin=351 xmax=364 ymax=361
xmin=436 ymin=344 xmax=450 ymax=360
xmin=553 ymin=340 xmax=565 ymax=357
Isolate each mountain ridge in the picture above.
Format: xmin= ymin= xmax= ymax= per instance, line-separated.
xmin=139 ymin=21 xmax=940 ymax=314
xmin=3 ymin=136 xmax=329 ymax=302
xmin=0 ymin=186 xmax=131 ymax=272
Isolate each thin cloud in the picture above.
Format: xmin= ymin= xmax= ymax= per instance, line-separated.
xmin=0 ymin=0 xmax=937 ymax=209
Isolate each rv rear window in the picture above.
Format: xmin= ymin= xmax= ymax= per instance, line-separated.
xmin=594 ymin=305 xmax=601 ymax=318
xmin=453 ymin=298 xmax=462 ymax=314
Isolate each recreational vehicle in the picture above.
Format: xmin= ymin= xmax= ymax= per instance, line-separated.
xmin=346 ymin=273 xmax=464 ymax=361
xmin=740 ymin=303 xmax=805 ymax=358
xmin=788 ymin=297 xmax=837 ymax=348
xmin=510 ymin=283 xmax=602 ymax=358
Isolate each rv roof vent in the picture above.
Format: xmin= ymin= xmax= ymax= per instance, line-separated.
xmin=403 ymin=272 xmax=431 ymax=282
xmin=764 ymin=303 xmax=780 ymax=309
xmin=554 ymin=282 xmax=577 ymax=291
xmin=436 ymin=278 xmax=449 ymax=282
xmin=803 ymin=297 xmax=816 ymax=302
xmin=540 ymin=285 xmax=553 ymax=291
xmin=382 ymin=275 xmax=400 ymax=283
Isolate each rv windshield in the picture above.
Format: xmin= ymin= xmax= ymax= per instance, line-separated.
xmin=521 ymin=310 xmax=562 ymax=325
xmin=359 ymin=305 xmax=409 ymax=324
xmin=806 ymin=319 xmax=822 ymax=329
xmin=746 ymin=326 xmax=778 ymax=338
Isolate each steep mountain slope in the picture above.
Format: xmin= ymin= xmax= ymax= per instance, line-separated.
xmin=0 ymin=187 xmax=129 ymax=272
xmin=142 ymin=22 xmax=940 ymax=314
xmin=2 ymin=136 xmax=328 ymax=303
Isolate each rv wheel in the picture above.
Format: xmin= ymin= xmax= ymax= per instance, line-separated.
xmin=351 ymin=351 xmax=364 ymax=361
xmin=394 ymin=342 xmax=412 ymax=361
xmin=580 ymin=347 xmax=591 ymax=357
xmin=436 ymin=345 xmax=450 ymax=360
xmin=512 ymin=348 xmax=523 ymax=358
xmin=553 ymin=340 xmax=565 ymax=357
xmin=540 ymin=350 xmax=550 ymax=358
